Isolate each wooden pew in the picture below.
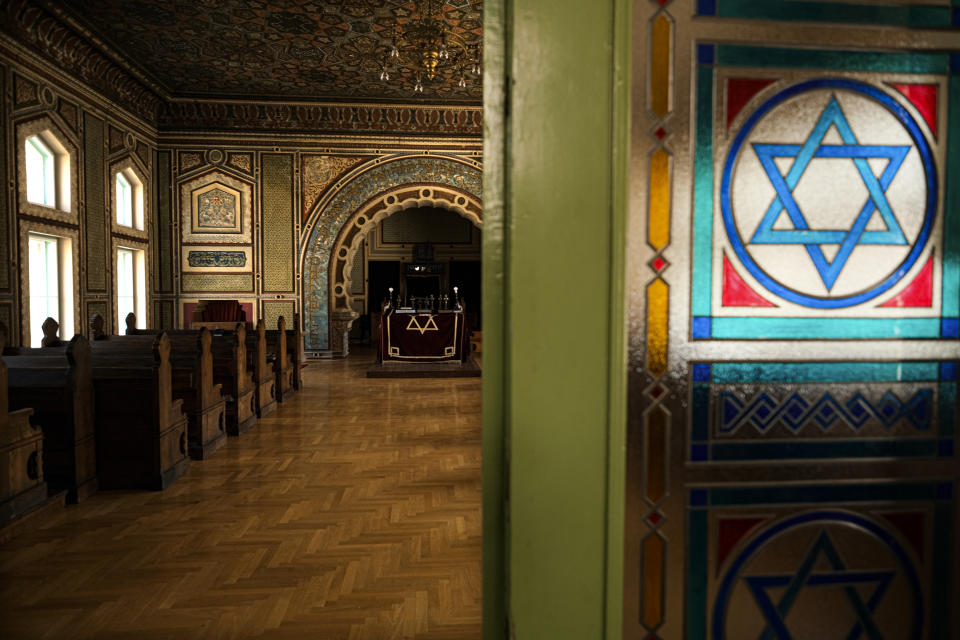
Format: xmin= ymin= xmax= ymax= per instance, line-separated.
xmin=103 ymin=315 xmax=226 ymax=460
xmin=282 ymin=313 xmax=303 ymax=391
xmin=246 ymin=320 xmax=277 ymax=418
xmin=0 ymin=323 xmax=51 ymax=529
xmin=87 ymin=317 xmax=190 ymax=489
xmin=267 ymin=313 xmax=304 ymax=395
xmin=3 ymin=331 xmax=98 ymax=503
xmin=126 ymin=315 xmax=257 ymax=436
xmin=264 ymin=316 xmax=295 ymax=402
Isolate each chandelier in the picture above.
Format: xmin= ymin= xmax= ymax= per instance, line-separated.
xmin=379 ymin=0 xmax=481 ymax=94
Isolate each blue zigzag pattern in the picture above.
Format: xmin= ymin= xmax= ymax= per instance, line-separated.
xmin=718 ymin=389 xmax=933 ymax=434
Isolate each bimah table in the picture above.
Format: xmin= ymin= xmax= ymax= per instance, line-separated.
xmin=377 ymin=309 xmax=469 ymax=364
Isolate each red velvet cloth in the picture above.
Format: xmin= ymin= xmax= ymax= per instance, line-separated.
xmin=379 ymin=310 xmax=468 ymax=363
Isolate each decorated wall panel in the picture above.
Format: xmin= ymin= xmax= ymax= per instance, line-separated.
xmin=261 ymin=154 xmax=295 ymax=293
xmin=0 ymin=68 xmax=8 ymax=294
xmin=262 ymin=301 xmax=296 ymax=333
xmin=181 ymin=274 xmax=254 ymax=293
xmin=155 ymin=150 xmax=173 ymax=294
xmin=83 ymin=113 xmax=106 ymax=293
xmin=179 ymin=170 xmax=253 ymax=245
xmin=626 ymin=2 xmax=959 ymax=638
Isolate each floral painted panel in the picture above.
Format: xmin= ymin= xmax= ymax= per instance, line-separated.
xmin=196 ymin=188 xmax=237 ymax=229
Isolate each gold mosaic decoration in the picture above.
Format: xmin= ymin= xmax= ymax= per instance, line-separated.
xmin=86 ymin=302 xmax=108 ymax=337
xmin=179 ymin=151 xmax=203 ymax=173
xmin=181 ymin=274 xmax=254 ymax=293
xmin=261 ymin=154 xmax=295 ymax=293
xmin=227 ymin=152 xmax=253 ymax=174
xmin=156 ymin=151 xmax=173 ymax=294
xmin=262 ymin=301 xmax=295 ymax=331
xmin=84 ymin=113 xmax=106 ymax=291
xmin=0 ymin=71 xmax=6 ymax=292
xmin=13 ymin=73 xmax=38 ymax=108
xmin=108 ymin=124 xmax=124 ymax=153
xmin=302 ymin=155 xmax=366 ymax=220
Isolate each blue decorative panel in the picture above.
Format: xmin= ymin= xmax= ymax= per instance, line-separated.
xmin=690 ymin=361 xmax=956 ymax=461
xmin=186 ymin=251 xmax=247 ymax=268
xmin=687 ymin=482 xmax=954 ymax=640
xmin=691 ymin=45 xmax=960 ymax=340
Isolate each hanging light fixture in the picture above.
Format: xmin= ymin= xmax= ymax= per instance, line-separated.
xmin=379 ymin=0 xmax=481 ymax=94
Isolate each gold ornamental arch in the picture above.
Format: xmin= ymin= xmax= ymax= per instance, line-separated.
xmin=329 ymin=183 xmax=483 ymax=323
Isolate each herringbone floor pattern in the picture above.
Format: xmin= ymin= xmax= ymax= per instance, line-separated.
xmin=0 ymin=351 xmax=481 ymax=639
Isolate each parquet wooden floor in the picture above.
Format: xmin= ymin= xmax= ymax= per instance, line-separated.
xmin=0 ymin=350 xmax=481 ymax=639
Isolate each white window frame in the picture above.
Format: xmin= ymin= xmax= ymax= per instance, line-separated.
xmin=116 ymin=246 xmax=146 ymax=330
xmin=114 ymin=168 xmax=144 ymax=231
xmin=21 ymin=130 xmax=71 ymax=214
xmin=26 ymin=232 xmax=74 ymax=347
xmin=25 ymin=135 xmax=56 ymax=207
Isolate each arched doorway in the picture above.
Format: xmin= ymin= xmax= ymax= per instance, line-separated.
xmin=300 ymin=155 xmax=482 ymax=355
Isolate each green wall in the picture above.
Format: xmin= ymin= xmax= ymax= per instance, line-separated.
xmin=483 ymin=0 xmax=629 ymax=637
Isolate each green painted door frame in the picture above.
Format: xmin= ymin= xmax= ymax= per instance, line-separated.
xmin=482 ymin=1 xmax=631 ymax=637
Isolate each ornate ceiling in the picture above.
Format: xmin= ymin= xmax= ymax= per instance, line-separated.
xmin=51 ymin=0 xmax=483 ymax=105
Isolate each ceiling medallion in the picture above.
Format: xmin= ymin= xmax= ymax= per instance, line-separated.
xmin=379 ymin=0 xmax=481 ymax=94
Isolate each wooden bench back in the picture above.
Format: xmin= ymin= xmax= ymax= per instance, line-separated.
xmin=126 ymin=315 xmax=251 ymax=396
xmin=264 ymin=316 xmax=289 ymax=372
xmin=245 ymin=320 xmax=269 ymax=385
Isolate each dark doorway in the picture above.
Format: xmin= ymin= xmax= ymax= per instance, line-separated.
xmin=450 ymin=260 xmax=481 ymax=330
xmin=368 ymin=260 xmax=401 ymax=308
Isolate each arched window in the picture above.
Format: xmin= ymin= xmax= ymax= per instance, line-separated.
xmin=114 ymin=168 xmax=143 ymax=230
xmin=116 ymin=172 xmax=132 ymax=227
xmin=22 ymin=131 xmax=71 ymax=212
xmin=25 ymin=135 xmax=56 ymax=207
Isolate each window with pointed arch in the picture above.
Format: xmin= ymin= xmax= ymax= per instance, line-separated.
xmin=114 ymin=168 xmax=144 ymax=230
xmin=24 ymin=133 xmax=70 ymax=211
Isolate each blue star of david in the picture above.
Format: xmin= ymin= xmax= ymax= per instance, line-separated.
xmin=749 ymin=96 xmax=911 ymax=290
xmin=744 ymin=531 xmax=895 ymax=640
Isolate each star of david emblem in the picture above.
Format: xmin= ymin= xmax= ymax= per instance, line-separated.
xmin=743 ymin=531 xmax=894 ymax=640
xmin=749 ymin=96 xmax=910 ymax=290
xmin=406 ymin=315 xmax=439 ymax=335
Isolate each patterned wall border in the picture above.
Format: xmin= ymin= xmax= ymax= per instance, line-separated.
xmin=635 ymin=3 xmax=675 ymax=638
xmin=689 ymin=360 xmax=957 ymax=462
xmin=301 ymin=154 xmax=482 ymax=353
xmin=159 ymin=101 xmax=483 ymax=137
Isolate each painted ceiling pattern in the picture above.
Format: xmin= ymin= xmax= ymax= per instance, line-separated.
xmin=56 ymin=0 xmax=483 ymax=104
